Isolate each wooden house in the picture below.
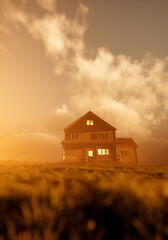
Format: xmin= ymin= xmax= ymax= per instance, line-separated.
xmin=61 ymin=111 xmax=138 ymax=163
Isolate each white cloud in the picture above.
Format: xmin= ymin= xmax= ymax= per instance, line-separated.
xmin=12 ymin=2 xmax=87 ymax=75
xmin=30 ymin=15 xmax=65 ymax=53
xmin=53 ymin=104 xmax=69 ymax=115
xmin=1 ymin=1 xmax=168 ymax=145
xmin=16 ymin=2 xmax=167 ymax=142
xmin=36 ymin=0 xmax=56 ymax=12
xmin=67 ymin=47 xmax=168 ymax=141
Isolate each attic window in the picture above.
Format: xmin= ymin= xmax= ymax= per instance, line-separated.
xmin=86 ymin=120 xmax=94 ymax=125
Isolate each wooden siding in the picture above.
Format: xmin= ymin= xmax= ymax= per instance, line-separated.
xmin=64 ymin=131 xmax=115 ymax=141
xmin=65 ymin=112 xmax=116 ymax=133
xmin=63 ymin=144 xmax=118 ymax=162
xmin=119 ymin=147 xmax=137 ymax=163
xmin=62 ymin=111 xmax=138 ymax=164
xmin=64 ymin=149 xmax=84 ymax=161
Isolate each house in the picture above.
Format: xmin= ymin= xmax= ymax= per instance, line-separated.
xmin=61 ymin=111 xmax=138 ymax=164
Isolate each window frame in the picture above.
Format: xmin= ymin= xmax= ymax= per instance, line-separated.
xmin=120 ymin=149 xmax=130 ymax=156
xmin=98 ymin=148 xmax=110 ymax=156
xmin=88 ymin=150 xmax=93 ymax=157
xmin=86 ymin=120 xmax=94 ymax=125
xmin=71 ymin=133 xmax=80 ymax=140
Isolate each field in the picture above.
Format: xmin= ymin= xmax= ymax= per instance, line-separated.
xmin=0 ymin=161 xmax=168 ymax=240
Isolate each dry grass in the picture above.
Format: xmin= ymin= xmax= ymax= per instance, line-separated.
xmin=0 ymin=160 xmax=168 ymax=239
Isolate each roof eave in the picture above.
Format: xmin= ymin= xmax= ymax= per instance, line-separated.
xmin=64 ymin=111 xmax=117 ymax=131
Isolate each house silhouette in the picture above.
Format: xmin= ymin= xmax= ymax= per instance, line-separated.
xmin=61 ymin=111 xmax=138 ymax=163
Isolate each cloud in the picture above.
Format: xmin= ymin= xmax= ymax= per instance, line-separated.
xmin=53 ymin=104 xmax=70 ymax=115
xmin=8 ymin=0 xmax=167 ymax=143
xmin=30 ymin=15 xmax=65 ymax=53
xmin=0 ymin=0 xmax=28 ymax=35
xmin=1 ymin=1 xmax=168 ymax=163
xmin=36 ymin=0 xmax=56 ymax=12
xmin=44 ymin=105 xmax=74 ymax=136
xmin=70 ymin=50 xmax=168 ymax=141
xmin=18 ymin=2 xmax=88 ymax=74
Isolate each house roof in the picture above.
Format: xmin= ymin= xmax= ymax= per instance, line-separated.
xmin=115 ymin=138 xmax=138 ymax=147
xmin=64 ymin=111 xmax=117 ymax=131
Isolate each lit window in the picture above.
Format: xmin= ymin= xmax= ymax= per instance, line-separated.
xmin=86 ymin=120 xmax=94 ymax=125
xmin=88 ymin=150 xmax=93 ymax=157
xmin=98 ymin=149 xmax=109 ymax=155
xmin=98 ymin=149 xmax=101 ymax=155
xmin=106 ymin=149 xmax=109 ymax=155
xmin=63 ymin=150 xmax=65 ymax=160
xmin=102 ymin=149 xmax=106 ymax=155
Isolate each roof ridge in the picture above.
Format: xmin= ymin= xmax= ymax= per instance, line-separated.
xmin=64 ymin=111 xmax=117 ymax=131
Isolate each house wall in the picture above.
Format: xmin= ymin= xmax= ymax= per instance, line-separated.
xmin=80 ymin=133 xmax=91 ymax=140
xmin=64 ymin=149 xmax=84 ymax=161
xmin=65 ymin=131 xmax=115 ymax=141
xmin=65 ymin=113 xmax=116 ymax=134
xmin=63 ymin=144 xmax=118 ymax=162
xmin=119 ymin=146 xmax=137 ymax=163
xmin=62 ymin=112 xmax=138 ymax=164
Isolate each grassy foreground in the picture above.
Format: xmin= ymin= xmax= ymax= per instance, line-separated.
xmin=0 ymin=161 xmax=168 ymax=240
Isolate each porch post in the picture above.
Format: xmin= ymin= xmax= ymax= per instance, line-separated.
xmin=96 ymin=146 xmax=98 ymax=162
xmin=84 ymin=147 xmax=87 ymax=162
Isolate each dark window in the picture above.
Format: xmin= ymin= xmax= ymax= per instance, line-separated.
xmin=105 ymin=133 xmax=109 ymax=139
xmin=71 ymin=133 xmax=80 ymax=140
xmin=98 ymin=133 xmax=101 ymax=139
xmin=71 ymin=133 xmax=75 ymax=139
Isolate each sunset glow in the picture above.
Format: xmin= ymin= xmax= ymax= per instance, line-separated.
xmin=0 ymin=0 xmax=168 ymax=163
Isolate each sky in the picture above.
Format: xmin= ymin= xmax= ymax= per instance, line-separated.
xmin=0 ymin=0 xmax=168 ymax=163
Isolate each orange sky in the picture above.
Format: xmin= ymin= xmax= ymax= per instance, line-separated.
xmin=0 ymin=0 xmax=168 ymax=163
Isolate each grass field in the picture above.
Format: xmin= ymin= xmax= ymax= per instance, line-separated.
xmin=0 ymin=161 xmax=168 ymax=240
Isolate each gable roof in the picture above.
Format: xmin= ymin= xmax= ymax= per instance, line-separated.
xmin=64 ymin=111 xmax=117 ymax=131
xmin=115 ymin=138 xmax=138 ymax=147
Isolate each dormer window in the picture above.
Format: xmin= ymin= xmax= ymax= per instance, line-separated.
xmin=86 ymin=120 xmax=94 ymax=125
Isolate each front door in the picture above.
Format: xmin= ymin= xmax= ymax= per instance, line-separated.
xmin=87 ymin=149 xmax=95 ymax=161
